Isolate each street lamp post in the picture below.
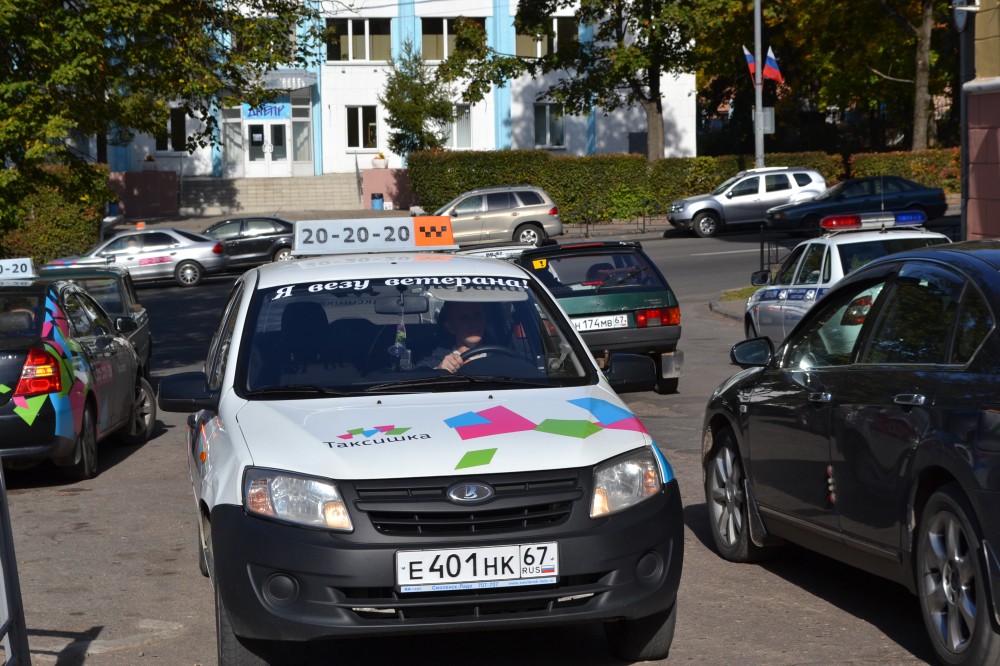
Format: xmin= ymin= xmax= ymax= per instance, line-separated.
xmin=754 ymin=0 xmax=764 ymax=167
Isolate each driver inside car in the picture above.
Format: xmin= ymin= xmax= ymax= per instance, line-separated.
xmin=421 ymin=301 xmax=490 ymax=373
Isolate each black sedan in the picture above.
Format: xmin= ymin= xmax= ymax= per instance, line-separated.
xmin=0 ymin=275 xmax=155 ymax=480
xmin=702 ymin=240 xmax=1000 ymax=665
xmin=766 ymin=175 xmax=948 ymax=233
xmin=200 ymin=216 xmax=294 ymax=268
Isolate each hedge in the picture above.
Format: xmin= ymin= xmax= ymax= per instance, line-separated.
xmin=407 ymin=148 xmax=956 ymax=225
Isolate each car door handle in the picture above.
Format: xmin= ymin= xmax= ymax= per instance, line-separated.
xmin=808 ymin=392 xmax=831 ymax=403
xmin=893 ymin=393 xmax=927 ymax=406
xmin=511 ymin=211 xmax=519 ymax=216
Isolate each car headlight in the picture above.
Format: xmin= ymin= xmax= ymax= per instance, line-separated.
xmin=770 ymin=211 xmax=787 ymax=220
xmin=244 ymin=467 xmax=353 ymax=531
xmin=591 ymin=449 xmax=662 ymax=518
xmin=669 ymin=202 xmax=685 ymax=213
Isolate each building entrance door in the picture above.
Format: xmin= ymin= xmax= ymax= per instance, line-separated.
xmin=245 ymin=120 xmax=291 ymax=178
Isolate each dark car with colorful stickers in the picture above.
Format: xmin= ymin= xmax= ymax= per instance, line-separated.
xmin=0 ymin=274 xmax=155 ymax=479
xmin=157 ymin=217 xmax=683 ymax=665
xmin=515 ymin=241 xmax=683 ymax=393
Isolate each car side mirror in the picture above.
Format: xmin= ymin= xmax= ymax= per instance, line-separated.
xmin=725 ymin=191 xmax=734 ymax=199
xmin=730 ymin=338 xmax=773 ymax=368
xmin=750 ymin=270 xmax=771 ymax=286
xmin=157 ymin=371 xmax=220 ymax=413
xmin=116 ymin=317 xmax=138 ymax=333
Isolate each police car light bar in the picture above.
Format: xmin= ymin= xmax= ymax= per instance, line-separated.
xmin=293 ymin=216 xmax=458 ymax=255
xmin=820 ymin=210 xmax=927 ymax=231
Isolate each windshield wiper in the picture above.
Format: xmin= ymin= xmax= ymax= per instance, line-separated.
xmin=245 ymin=384 xmax=354 ymax=398
xmin=365 ymin=375 xmax=552 ymax=392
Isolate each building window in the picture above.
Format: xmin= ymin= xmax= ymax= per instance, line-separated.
xmin=444 ymin=104 xmax=471 ymax=149
xmin=156 ymin=108 xmax=187 ymax=152
xmin=516 ymin=17 xmax=578 ymax=58
xmin=222 ymin=107 xmax=243 ymax=165
xmin=327 ymin=18 xmax=391 ymax=61
xmin=291 ymin=89 xmax=312 ymax=161
xmin=421 ymin=18 xmax=485 ymax=61
xmin=534 ymin=104 xmax=564 ymax=148
xmin=347 ymin=106 xmax=377 ymax=149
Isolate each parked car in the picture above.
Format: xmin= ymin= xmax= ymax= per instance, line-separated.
xmin=745 ymin=212 xmax=951 ymax=341
xmin=37 ymin=266 xmax=153 ymax=379
xmin=703 ymin=240 xmax=1000 ymax=666
xmin=46 ymin=228 xmax=227 ymax=287
xmin=766 ymin=175 xmax=948 ymax=233
xmin=432 ymin=185 xmax=562 ymax=246
xmin=0 ymin=271 xmax=155 ymax=480
xmin=514 ymin=241 xmax=683 ymax=393
xmin=200 ymin=216 xmax=294 ymax=268
xmin=157 ymin=217 xmax=682 ymax=665
xmin=667 ymin=166 xmax=827 ymax=238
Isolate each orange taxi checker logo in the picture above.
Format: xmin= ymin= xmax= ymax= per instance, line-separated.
xmin=412 ymin=216 xmax=455 ymax=247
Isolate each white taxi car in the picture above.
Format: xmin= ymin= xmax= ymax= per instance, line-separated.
xmin=157 ymin=217 xmax=683 ymax=664
xmin=745 ymin=211 xmax=951 ymax=341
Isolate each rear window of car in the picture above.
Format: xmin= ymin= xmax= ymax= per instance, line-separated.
xmin=793 ymin=172 xmax=816 ymax=186
xmin=524 ymin=251 xmax=668 ymax=295
xmin=837 ymin=236 xmax=951 ymax=274
xmin=0 ymin=293 xmax=44 ymax=343
xmin=516 ymin=190 xmax=543 ymax=206
xmin=176 ymin=229 xmax=212 ymax=243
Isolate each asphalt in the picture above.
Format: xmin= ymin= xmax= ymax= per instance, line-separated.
xmin=116 ymin=200 xmax=960 ymax=326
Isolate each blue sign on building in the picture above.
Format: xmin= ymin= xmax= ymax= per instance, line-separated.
xmin=243 ymin=96 xmax=291 ymax=120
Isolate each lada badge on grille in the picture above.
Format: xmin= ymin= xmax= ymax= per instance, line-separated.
xmin=446 ymin=481 xmax=495 ymax=504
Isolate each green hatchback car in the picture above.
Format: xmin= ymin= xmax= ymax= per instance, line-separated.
xmin=516 ymin=241 xmax=683 ymax=393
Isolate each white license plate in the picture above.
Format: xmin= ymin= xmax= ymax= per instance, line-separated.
xmin=396 ymin=542 xmax=558 ymax=593
xmin=572 ymin=314 xmax=629 ymax=331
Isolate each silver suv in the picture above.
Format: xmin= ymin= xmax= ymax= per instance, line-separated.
xmin=433 ymin=185 xmax=562 ymax=246
xmin=668 ymin=167 xmax=826 ymax=238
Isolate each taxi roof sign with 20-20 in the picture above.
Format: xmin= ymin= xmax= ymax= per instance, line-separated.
xmin=293 ymin=217 xmax=457 ymax=256
xmin=0 ymin=258 xmax=36 ymax=279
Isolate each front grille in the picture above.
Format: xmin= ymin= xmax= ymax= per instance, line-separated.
xmin=350 ymin=470 xmax=584 ymax=536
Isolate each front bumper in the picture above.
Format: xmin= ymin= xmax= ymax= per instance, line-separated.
xmin=210 ymin=478 xmax=683 ymax=642
xmin=667 ymin=213 xmax=692 ymax=230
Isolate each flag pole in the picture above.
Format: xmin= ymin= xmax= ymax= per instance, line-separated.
xmin=753 ymin=0 xmax=764 ymax=167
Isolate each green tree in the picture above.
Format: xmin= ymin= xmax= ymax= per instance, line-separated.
xmin=0 ymin=0 xmax=327 ymax=225
xmin=377 ymin=40 xmax=457 ymax=158
xmin=440 ymin=2 xmax=695 ymax=162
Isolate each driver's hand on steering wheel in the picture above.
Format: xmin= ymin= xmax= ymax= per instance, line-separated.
xmin=438 ymin=349 xmax=466 ymax=373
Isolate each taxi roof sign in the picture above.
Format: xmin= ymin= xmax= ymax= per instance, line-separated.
xmin=293 ymin=217 xmax=458 ymax=256
xmin=0 ymin=258 xmax=36 ymax=279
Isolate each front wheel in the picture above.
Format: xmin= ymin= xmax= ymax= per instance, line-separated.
xmin=692 ymin=211 xmax=720 ymax=238
xmin=175 ymin=261 xmax=203 ymax=287
xmin=745 ymin=317 xmax=758 ymax=340
xmin=216 ymin=581 xmax=270 ymax=666
xmin=514 ymin=223 xmax=544 ymax=245
xmin=120 ymin=377 xmax=156 ymax=446
xmin=917 ymin=485 xmax=1000 ymax=665
xmin=704 ymin=426 xmax=772 ymax=562
xmin=604 ymin=602 xmax=677 ymax=661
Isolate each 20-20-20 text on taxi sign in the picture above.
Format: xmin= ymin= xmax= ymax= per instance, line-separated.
xmin=294 ymin=217 xmax=457 ymax=255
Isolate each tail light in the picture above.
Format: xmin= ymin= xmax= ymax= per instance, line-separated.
xmin=841 ymin=295 xmax=873 ymax=326
xmin=549 ymin=206 xmax=560 ymax=217
xmin=15 ymin=347 xmax=61 ymax=397
xmin=636 ymin=306 xmax=680 ymax=328
xmin=213 ymin=243 xmax=225 ymax=255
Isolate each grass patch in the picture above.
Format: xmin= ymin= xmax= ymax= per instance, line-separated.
xmin=720 ymin=285 xmax=759 ymax=301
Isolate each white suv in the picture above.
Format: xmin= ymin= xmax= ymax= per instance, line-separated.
xmin=745 ymin=212 xmax=951 ymax=341
xmin=668 ymin=166 xmax=826 ymax=238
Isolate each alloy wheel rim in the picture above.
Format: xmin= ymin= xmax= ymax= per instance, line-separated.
xmin=708 ymin=446 xmax=745 ymax=547
xmin=922 ymin=509 xmax=976 ymax=654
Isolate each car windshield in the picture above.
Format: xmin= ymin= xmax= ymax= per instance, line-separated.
xmin=240 ymin=275 xmax=593 ymax=397
xmin=433 ymin=194 xmax=465 ymax=216
xmin=711 ymin=175 xmax=742 ymax=196
xmin=815 ymin=181 xmax=848 ymax=201
xmin=522 ymin=251 xmax=666 ymax=296
xmin=837 ymin=236 xmax=951 ymax=274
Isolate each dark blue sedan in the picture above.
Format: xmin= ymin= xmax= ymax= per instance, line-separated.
xmin=766 ymin=175 xmax=948 ymax=233
xmin=702 ymin=240 xmax=1000 ymax=665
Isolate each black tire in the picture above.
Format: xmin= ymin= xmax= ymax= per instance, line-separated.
xmin=198 ymin=521 xmax=210 ymax=578
xmin=65 ymin=406 xmax=97 ymax=481
xmin=272 ymin=247 xmax=292 ymax=262
xmin=745 ymin=317 xmax=758 ymax=340
xmin=514 ymin=223 xmax=544 ymax=245
xmin=120 ymin=377 xmax=156 ymax=446
xmin=916 ymin=484 xmax=1000 ymax=665
xmin=704 ymin=426 xmax=771 ymax=562
xmin=216 ymin=581 xmax=270 ymax=666
xmin=604 ymin=602 xmax=677 ymax=661
xmin=175 ymin=260 xmax=203 ymax=287
xmin=692 ymin=211 xmax=720 ymax=238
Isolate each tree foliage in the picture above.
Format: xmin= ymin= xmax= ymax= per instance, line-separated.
xmin=441 ymin=1 xmax=695 ymax=162
xmin=0 ymin=0 xmax=327 ymax=225
xmin=377 ymin=40 xmax=457 ymax=158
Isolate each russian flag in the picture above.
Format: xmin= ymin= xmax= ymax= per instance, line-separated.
xmin=742 ymin=45 xmax=755 ymax=79
xmin=763 ymin=46 xmax=784 ymax=84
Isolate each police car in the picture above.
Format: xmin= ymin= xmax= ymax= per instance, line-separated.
xmin=157 ymin=217 xmax=683 ymax=664
xmin=745 ymin=211 xmax=951 ymax=342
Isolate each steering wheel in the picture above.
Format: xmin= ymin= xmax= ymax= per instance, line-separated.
xmin=460 ymin=345 xmax=524 ymax=362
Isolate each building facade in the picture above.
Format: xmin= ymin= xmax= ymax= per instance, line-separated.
xmin=106 ymin=0 xmax=696 ymax=181
xmin=966 ymin=0 xmax=1000 ymax=239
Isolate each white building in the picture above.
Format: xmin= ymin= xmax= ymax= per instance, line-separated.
xmin=107 ymin=0 xmax=696 ymax=180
